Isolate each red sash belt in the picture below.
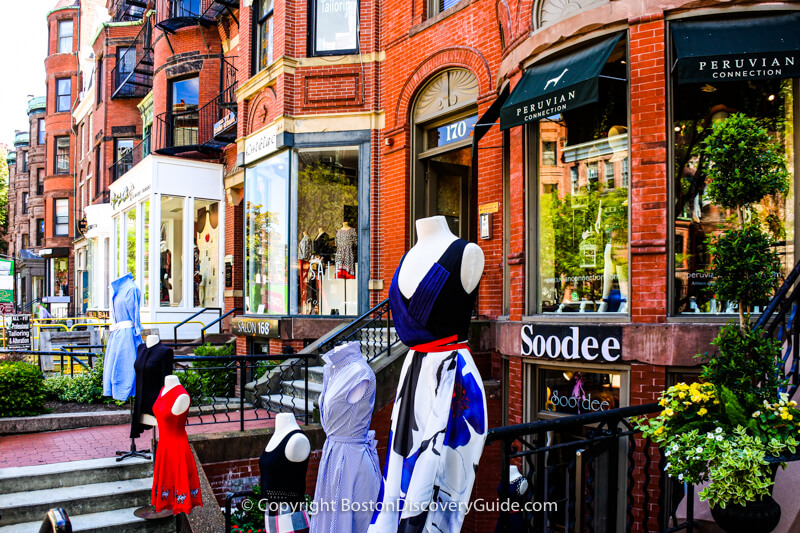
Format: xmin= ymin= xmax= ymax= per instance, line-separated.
xmin=411 ymin=335 xmax=469 ymax=353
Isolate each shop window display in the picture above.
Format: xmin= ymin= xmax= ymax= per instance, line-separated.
xmin=53 ymin=258 xmax=69 ymax=297
xmin=536 ymin=43 xmax=629 ymax=314
xmin=160 ymin=196 xmax=184 ymax=307
xmin=126 ymin=208 xmax=137 ymax=277
xmin=143 ymin=200 xmax=150 ymax=307
xmin=673 ymin=78 xmax=795 ymax=315
xmin=245 ymin=148 xmax=360 ymax=316
xmin=539 ymin=367 xmax=621 ymax=416
xmin=194 ymin=199 xmax=219 ymax=308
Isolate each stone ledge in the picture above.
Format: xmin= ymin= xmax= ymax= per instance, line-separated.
xmin=0 ymin=411 xmax=131 ymax=436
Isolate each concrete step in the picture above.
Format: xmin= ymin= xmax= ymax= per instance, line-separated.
xmin=305 ymin=366 xmax=325 ymax=385
xmin=0 ymin=478 xmax=152 ymax=525
xmin=281 ymin=380 xmax=323 ymax=403
xmin=0 ymin=507 xmax=173 ymax=533
xmin=0 ymin=457 xmax=153 ymax=494
xmin=260 ymin=394 xmax=312 ymax=416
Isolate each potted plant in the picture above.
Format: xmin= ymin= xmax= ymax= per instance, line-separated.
xmin=637 ymin=113 xmax=797 ymax=532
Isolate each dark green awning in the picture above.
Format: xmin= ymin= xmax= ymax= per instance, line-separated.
xmin=672 ymin=13 xmax=800 ymax=84
xmin=500 ymin=33 xmax=622 ymax=130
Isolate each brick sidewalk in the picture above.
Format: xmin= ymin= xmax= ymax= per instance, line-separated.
xmin=0 ymin=414 xmax=278 ymax=468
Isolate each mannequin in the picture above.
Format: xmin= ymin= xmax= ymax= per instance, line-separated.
xmin=493 ymin=466 xmax=530 ymax=533
xmin=371 ymin=215 xmax=487 ymax=533
xmin=266 ymin=412 xmax=311 ymax=462
xmin=398 ymin=215 xmax=484 ymax=297
xmin=137 ymin=334 xmax=166 ymax=428
xmin=162 ymin=375 xmax=190 ymax=416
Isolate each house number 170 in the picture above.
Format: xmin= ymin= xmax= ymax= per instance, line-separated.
xmin=445 ymin=120 xmax=468 ymax=141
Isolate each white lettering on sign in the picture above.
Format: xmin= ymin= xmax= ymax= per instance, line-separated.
xmin=520 ymin=325 xmax=621 ymax=362
xmin=694 ymin=55 xmax=796 ymax=80
xmin=550 ymin=390 xmax=610 ymax=412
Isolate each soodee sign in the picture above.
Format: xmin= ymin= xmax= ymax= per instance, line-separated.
xmin=521 ymin=325 xmax=622 ymax=362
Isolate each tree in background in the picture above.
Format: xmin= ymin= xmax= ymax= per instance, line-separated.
xmin=0 ymin=145 xmax=8 ymax=255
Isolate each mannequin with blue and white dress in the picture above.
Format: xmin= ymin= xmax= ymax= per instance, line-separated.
xmin=103 ymin=272 xmax=143 ymax=401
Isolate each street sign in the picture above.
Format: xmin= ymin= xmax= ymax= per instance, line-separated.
xmin=8 ymin=315 xmax=32 ymax=351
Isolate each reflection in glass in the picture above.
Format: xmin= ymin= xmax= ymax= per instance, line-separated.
xmin=194 ymin=199 xmax=220 ymax=308
xmin=540 ymin=368 xmax=621 ymax=415
xmin=171 ymin=76 xmax=199 ymax=146
xmin=297 ymin=147 xmax=359 ymax=315
xmin=160 ymin=195 xmax=184 ymax=307
xmin=143 ymin=201 xmax=150 ymax=307
xmin=537 ymin=47 xmax=629 ymax=314
xmin=126 ymin=208 xmax=137 ymax=278
xmin=245 ymin=151 xmax=290 ymax=314
xmin=673 ymin=79 xmax=795 ymax=315
xmin=315 ymin=0 xmax=358 ymax=53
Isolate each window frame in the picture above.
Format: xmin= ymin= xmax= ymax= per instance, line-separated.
xmin=56 ymin=78 xmax=71 ymax=113
xmin=55 ymin=136 xmax=70 ymax=174
xmin=22 ymin=192 xmax=29 ymax=215
xmin=254 ymin=0 xmax=274 ymax=72
xmin=308 ymin=0 xmax=360 ymax=57
xmin=57 ymin=19 xmax=73 ymax=54
xmin=36 ymin=219 xmax=45 ymax=246
xmin=116 ymin=46 xmax=136 ymax=96
xmin=115 ymin=137 xmax=136 ymax=178
xmin=54 ymin=198 xmax=70 ymax=237
xmin=38 ymin=118 xmax=46 ymax=145
xmin=524 ymin=37 xmax=631 ymax=319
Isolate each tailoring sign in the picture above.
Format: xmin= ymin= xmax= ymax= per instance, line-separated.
xmin=521 ymin=324 xmax=622 ymax=362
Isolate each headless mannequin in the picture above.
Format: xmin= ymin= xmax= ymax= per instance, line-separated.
xmin=325 ymin=342 xmax=369 ymax=404
xmin=398 ymin=215 xmax=484 ymax=298
xmin=509 ymin=465 xmax=528 ymax=494
xmin=162 ymin=374 xmax=190 ymax=416
xmin=139 ymin=334 xmax=163 ymax=427
xmin=267 ymin=413 xmax=311 ymax=463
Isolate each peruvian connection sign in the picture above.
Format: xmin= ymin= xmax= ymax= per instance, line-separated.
xmin=521 ymin=325 xmax=622 ymax=362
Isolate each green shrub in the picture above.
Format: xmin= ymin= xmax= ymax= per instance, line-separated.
xmin=178 ymin=343 xmax=236 ymax=404
xmin=0 ymin=361 xmax=48 ymax=417
xmin=43 ymin=357 xmax=122 ymax=405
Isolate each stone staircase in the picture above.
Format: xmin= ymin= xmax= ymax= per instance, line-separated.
xmin=259 ymin=327 xmax=402 ymax=415
xmin=0 ymin=457 xmax=172 ymax=532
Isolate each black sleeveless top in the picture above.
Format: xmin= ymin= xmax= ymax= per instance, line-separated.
xmin=259 ymin=429 xmax=309 ymax=503
xmin=388 ymin=239 xmax=479 ymax=347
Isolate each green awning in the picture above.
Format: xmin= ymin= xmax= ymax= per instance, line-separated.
xmin=672 ymin=13 xmax=800 ymax=84
xmin=500 ymin=33 xmax=623 ymax=130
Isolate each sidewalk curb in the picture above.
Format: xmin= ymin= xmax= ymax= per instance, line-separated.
xmin=0 ymin=411 xmax=131 ymax=435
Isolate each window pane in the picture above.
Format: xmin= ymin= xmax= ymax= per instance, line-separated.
xmin=54 ymin=258 xmax=69 ymax=297
xmin=171 ymin=77 xmax=199 ymax=146
xmin=537 ymin=48 xmax=628 ymax=314
xmin=673 ymin=78 xmax=794 ymax=315
xmin=117 ymin=138 xmax=134 ymax=176
xmin=245 ymin=150 xmax=290 ymax=314
xmin=314 ymin=0 xmax=358 ymax=53
xmin=116 ymin=48 xmax=136 ymax=96
xmin=258 ymin=0 xmax=274 ymax=70
xmin=38 ymin=118 xmax=46 ymax=145
xmin=160 ymin=195 xmax=184 ymax=307
xmin=194 ymin=199 xmax=220 ymax=308
xmin=55 ymin=198 xmax=69 ymax=236
xmin=58 ymin=20 xmax=73 ymax=53
xmin=126 ymin=208 xmax=137 ymax=277
xmin=56 ymin=137 xmax=70 ymax=173
xmin=57 ymin=79 xmax=71 ymax=112
xmin=297 ymin=147 xmax=359 ymax=315
xmin=539 ymin=367 xmax=621 ymax=415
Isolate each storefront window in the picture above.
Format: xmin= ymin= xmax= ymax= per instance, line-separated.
xmin=143 ymin=200 xmax=150 ymax=307
xmin=246 ymin=151 xmax=290 ymax=314
xmin=126 ymin=208 xmax=137 ymax=277
xmin=297 ymin=147 xmax=359 ymax=315
xmin=194 ymin=199 xmax=220 ymax=308
xmin=160 ymin=195 xmax=184 ymax=307
xmin=539 ymin=367 xmax=621 ymax=415
xmin=311 ymin=0 xmax=358 ymax=55
xmin=53 ymin=258 xmax=69 ymax=297
xmin=536 ymin=46 xmax=629 ymax=314
xmin=672 ymin=79 xmax=795 ymax=315
xmin=114 ymin=217 xmax=123 ymax=278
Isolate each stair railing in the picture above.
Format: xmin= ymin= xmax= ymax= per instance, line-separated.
xmin=756 ymin=260 xmax=800 ymax=397
xmin=173 ymin=307 xmax=222 ymax=347
xmin=201 ymin=307 xmax=241 ymax=344
xmin=316 ymin=298 xmax=399 ymax=362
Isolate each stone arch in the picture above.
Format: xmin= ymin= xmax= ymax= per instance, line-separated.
xmin=532 ymin=0 xmax=608 ymax=31
xmin=412 ymin=69 xmax=479 ymax=124
xmin=394 ymin=47 xmax=492 ymax=127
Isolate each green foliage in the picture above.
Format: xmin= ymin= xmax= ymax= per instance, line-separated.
xmin=702 ymin=325 xmax=784 ymax=401
xmin=42 ymin=357 xmax=123 ymax=405
xmin=230 ymin=486 xmax=264 ymax=532
xmin=0 ymin=361 xmax=48 ymax=417
xmin=702 ymin=113 xmax=790 ymax=211
xmin=707 ymin=226 xmax=782 ymax=311
xmin=177 ymin=343 xmax=236 ymax=404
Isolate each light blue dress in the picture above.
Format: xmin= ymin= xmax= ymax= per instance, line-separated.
xmin=103 ymin=273 xmax=143 ymax=401
xmin=311 ymin=342 xmax=381 ymax=533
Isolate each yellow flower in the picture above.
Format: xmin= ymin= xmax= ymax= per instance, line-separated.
xmin=659 ymin=398 xmax=668 ymax=407
xmin=698 ymin=408 xmax=708 ymax=416
xmin=714 ymin=400 xmax=720 ymax=405
xmin=664 ymin=408 xmax=675 ymax=417
xmin=655 ymin=426 xmax=665 ymax=435
xmin=679 ymin=392 xmax=686 ymax=399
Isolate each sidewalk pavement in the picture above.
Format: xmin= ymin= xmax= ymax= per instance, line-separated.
xmin=0 ymin=413 xmax=277 ymax=468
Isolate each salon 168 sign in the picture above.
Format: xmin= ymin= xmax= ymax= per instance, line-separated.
xmin=521 ymin=325 xmax=622 ymax=362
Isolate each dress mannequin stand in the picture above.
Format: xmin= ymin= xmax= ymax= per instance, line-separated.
xmin=370 ymin=215 xmax=488 ymax=533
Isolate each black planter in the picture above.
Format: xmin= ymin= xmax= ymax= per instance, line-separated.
xmin=710 ymin=496 xmax=781 ymax=533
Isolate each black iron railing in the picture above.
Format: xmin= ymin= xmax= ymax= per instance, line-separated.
xmin=756 ymin=260 xmax=800 ymax=397
xmin=487 ymin=403 xmax=695 ymax=533
xmin=317 ymin=298 xmax=399 ymax=363
xmin=172 ymin=307 xmax=223 ymax=346
xmin=111 ymin=20 xmax=153 ymax=99
xmin=201 ymin=307 xmax=241 ymax=344
xmin=109 ymin=135 xmax=150 ymax=182
xmin=202 ymin=0 xmax=239 ymax=24
xmin=110 ymin=0 xmax=148 ymax=22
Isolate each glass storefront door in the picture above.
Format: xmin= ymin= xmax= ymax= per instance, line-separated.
xmin=422 ymin=147 xmax=471 ymax=239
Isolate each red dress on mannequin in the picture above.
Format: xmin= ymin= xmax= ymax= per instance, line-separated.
xmin=151 ymin=384 xmax=203 ymax=515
